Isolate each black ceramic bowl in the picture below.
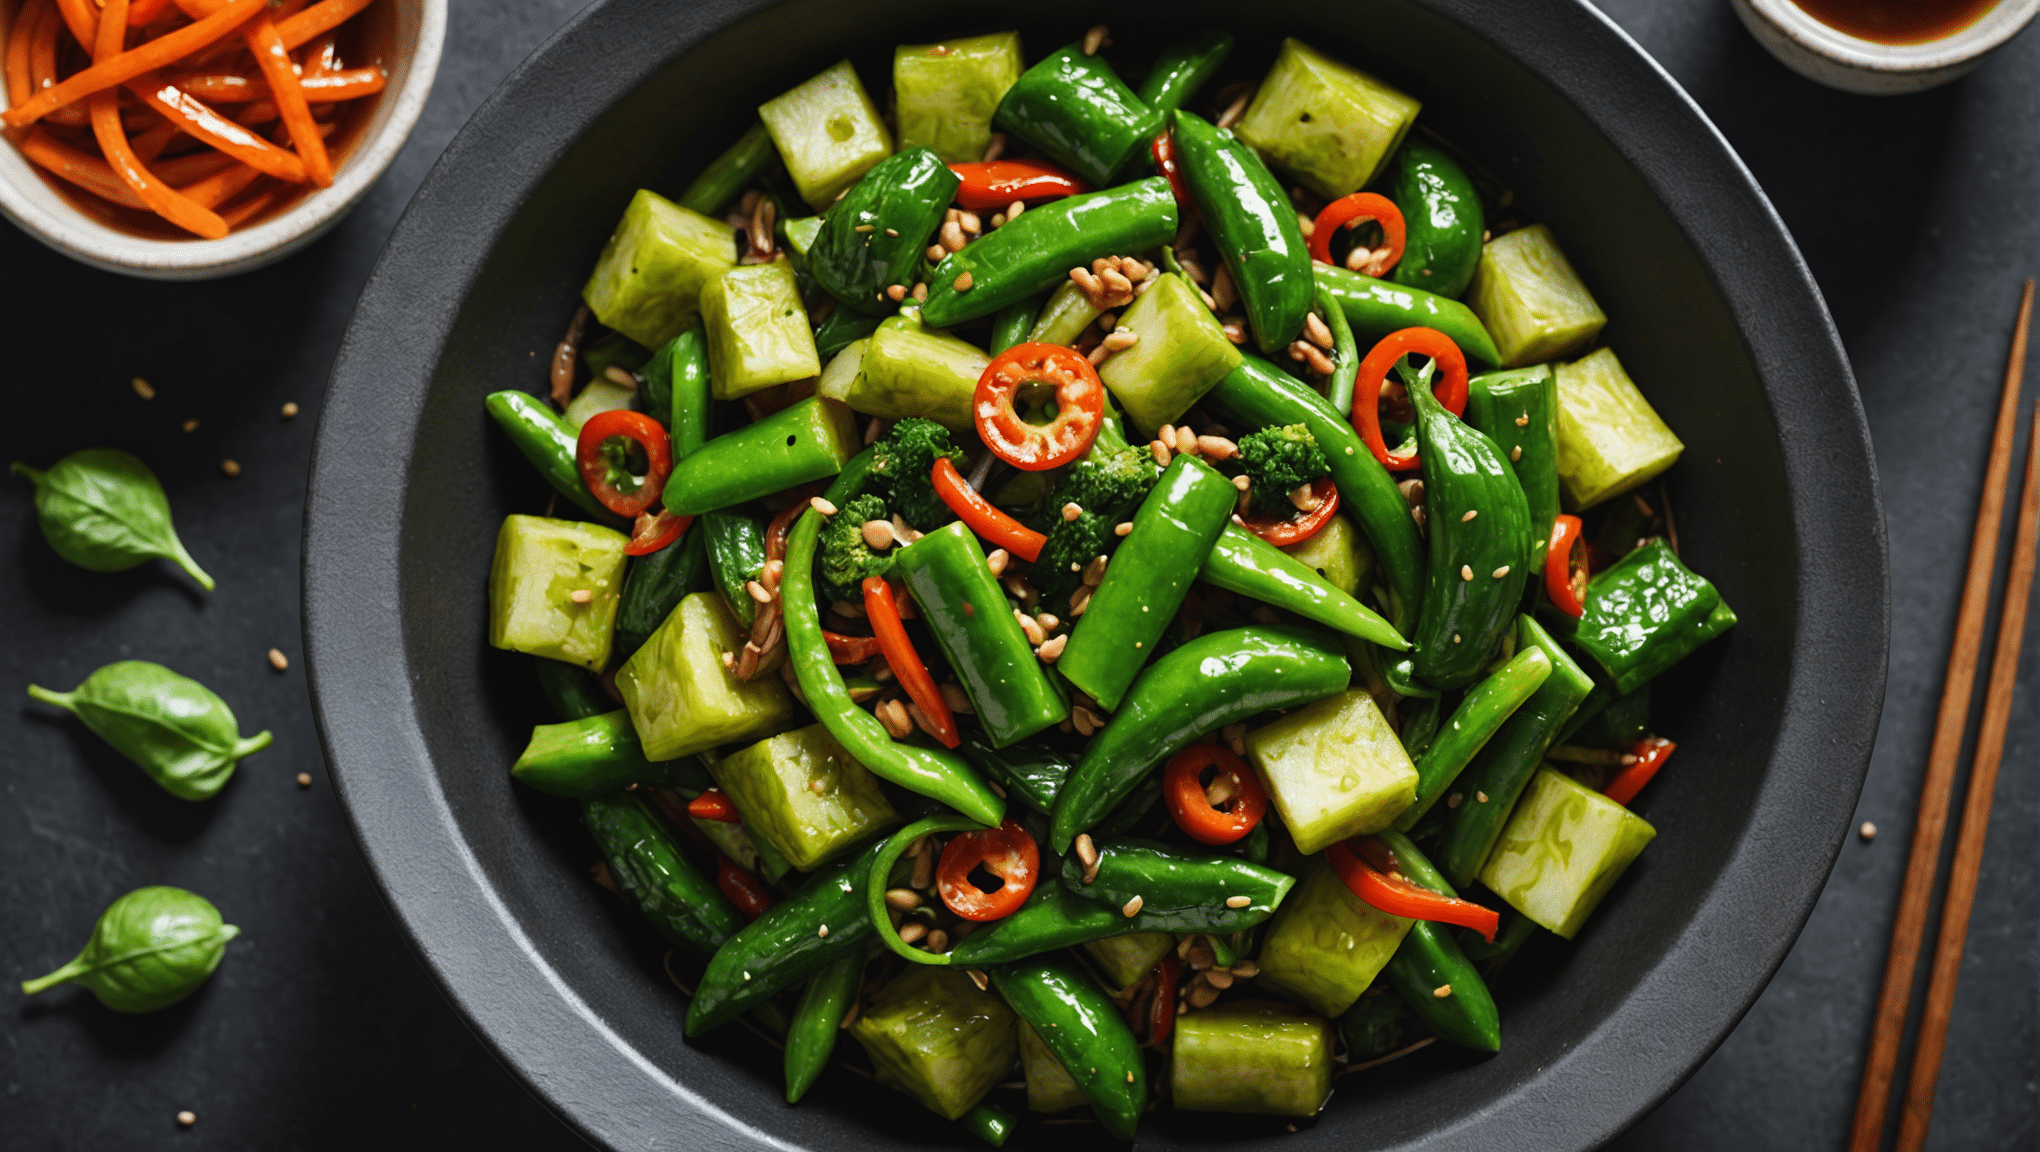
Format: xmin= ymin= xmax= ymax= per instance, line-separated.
xmin=304 ymin=2 xmax=1888 ymax=1148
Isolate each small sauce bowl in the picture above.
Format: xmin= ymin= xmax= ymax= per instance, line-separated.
xmin=1731 ymin=0 xmax=2040 ymax=94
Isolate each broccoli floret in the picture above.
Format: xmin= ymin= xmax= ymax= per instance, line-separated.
xmin=1026 ymin=445 xmax=1159 ymax=603
xmin=1235 ymin=424 xmax=1329 ymax=517
xmin=870 ymin=417 xmax=965 ymax=531
xmin=819 ymin=493 xmax=894 ymax=603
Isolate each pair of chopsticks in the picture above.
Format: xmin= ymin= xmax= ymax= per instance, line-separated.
xmin=1849 ymin=280 xmax=2038 ymax=1152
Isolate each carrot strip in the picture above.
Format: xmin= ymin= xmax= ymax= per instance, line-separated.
xmin=178 ymin=66 xmax=384 ymax=103
xmin=240 ymin=13 xmax=326 ymax=185
xmin=271 ymin=0 xmax=312 ymax=20
xmin=126 ymin=69 xmax=305 ymax=181
xmin=178 ymin=156 xmax=260 ymax=207
xmin=152 ymin=145 xmax=235 ymax=184
xmin=275 ymin=0 xmax=373 ymax=52
xmin=237 ymin=97 xmax=277 ymax=125
xmin=88 ymin=0 xmax=227 ymax=238
xmin=5 ymin=0 xmax=47 ymax=111
xmin=301 ymin=32 xmax=338 ymax=77
xmin=18 ymin=126 xmax=150 ymax=207
xmin=1 ymin=0 xmax=265 ymax=129
xmin=217 ymin=185 xmax=274 ymax=228
xmin=29 ymin=2 xmax=90 ymax=128
xmin=127 ymin=0 xmax=177 ymax=26
xmin=129 ymin=116 xmax=182 ymax=161
xmin=52 ymin=0 xmax=96 ymax=49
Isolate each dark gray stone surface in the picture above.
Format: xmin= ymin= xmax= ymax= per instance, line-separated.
xmin=0 ymin=2 xmax=2032 ymax=1148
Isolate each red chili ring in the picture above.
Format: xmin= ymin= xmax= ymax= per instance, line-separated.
xmin=1351 ymin=328 xmax=1470 ymax=473
xmin=973 ymin=342 xmax=1105 ymax=471
xmin=1309 ymin=192 xmax=1407 ymax=276
xmin=1162 ymin=744 xmax=1269 ymax=846
xmin=576 ymin=408 xmax=673 ymax=517
xmin=936 ymin=819 xmax=1040 ymax=921
xmin=1239 ymin=477 xmax=1340 ymax=548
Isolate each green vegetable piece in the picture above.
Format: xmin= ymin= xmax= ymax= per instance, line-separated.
xmin=782 ymin=213 xmax=823 ymax=259
xmin=561 ymin=378 xmax=637 ymax=431
xmin=27 ymin=661 xmax=269 ymax=802
xmin=850 ymin=966 xmax=1018 ymax=1122
xmin=691 ymin=800 xmax=792 ymax=885
xmin=810 ymin=148 xmax=960 ymax=315
xmin=663 ymin=396 xmax=860 ymax=516
xmin=1281 ymin=512 xmax=1373 ymax=597
xmin=583 ymin=792 xmax=744 ymax=957
xmin=991 ymin=956 xmax=1147 ymax=1140
xmin=1255 ymin=858 xmax=1414 ymax=1017
xmin=1376 ymin=830 xmax=1501 ymax=1051
xmin=1244 ymin=688 xmax=1418 ymax=853
xmin=1479 ymin=768 xmax=1657 ymax=939
xmin=990 ymin=294 xmax=1042 ymax=356
xmin=699 ymin=259 xmax=820 ymax=399
xmin=1199 ymin=521 xmax=1404 ymax=650
xmin=1466 ymin=364 xmax=1561 ymax=554
xmin=1019 ymin=1020 xmax=1088 ymax=1114
xmin=582 ymin=189 xmax=738 ymax=349
xmin=1394 ymin=643 xmax=1553 ymax=831
xmin=869 ymin=416 xmax=967 ymax=531
xmin=511 ymin=709 xmax=701 ymax=798
xmin=819 ymin=493 xmax=896 ymax=601
xmin=21 ymin=886 xmax=238 ymax=1012
xmin=616 ymin=522 xmax=710 ymax=661
xmin=1171 ymin=999 xmax=1334 ymax=1118
xmin=1339 ymin=991 xmax=1416 ymax=1063
xmin=1554 ymin=347 xmax=1684 ymax=511
xmin=814 ymin=306 xmax=883 ymax=363
xmin=1079 ymin=931 xmax=1177 ymax=991
xmin=677 ymin=121 xmax=776 ymax=216
xmin=1096 ymin=272 xmax=1243 ymax=434
xmin=1467 ymin=224 xmax=1608 ymax=368
xmin=820 ymin=315 xmax=989 ymax=431
xmin=1026 ymin=278 xmax=1104 ymax=345
xmin=1025 ymin=441 xmax=1158 ymax=604
xmin=1137 ymin=29 xmax=1234 ymax=113
xmin=1171 ymin=109 xmax=1314 ymax=357
xmin=711 ymin=723 xmax=898 ymax=870
xmin=894 ymin=32 xmax=1023 ymax=163
xmin=1315 ymin=263 xmax=1501 ymax=368
xmin=961 ymin=1104 xmax=1017 ymax=1148
xmin=993 ymin=44 xmax=1160 ymax=187
xmin=1235 ymin=38 xmax=1421 ymax=199
xmin=1384 ymin=137 xmax=1485 ymax=299
xmin=959 ymin=737 xmax=1070 ymax=815
xmin=784 ymin=950 xmax=864 ymax=1104
xmin=701 ymin=509 xmax=768 ymax=629
xmin=1573 ymin=539 xmax=1731 ymax=694
xmin=897 ymin=523 xmax=1068 ymax=745
xmin=616 ymin=591 xmax=795 ymax=760
xmin=487 ymin=515 xmax=629 ymax=671
xmin=759 ymin=59 xmax=894 ymax=211
xmin=1060 ymin=838 xmax=1295 ymax=932
xmin=12 ymin=449 xmax=213 ymax=590
xmin=1233 ymin=423 xmax=1329 ymax=518
xmin=483 ymin=391 xmax=617 ymax=523
xmin=535 ymin=657 xmax=612 ymax=722
xmin=1573 ymin=682 xmax=1651 ymax=749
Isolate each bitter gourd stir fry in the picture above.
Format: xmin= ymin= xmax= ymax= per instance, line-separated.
xmin=485 ymin=25 xmax=1733 ymax=1140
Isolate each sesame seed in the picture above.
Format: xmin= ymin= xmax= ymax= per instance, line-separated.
xmin=885 ymin=227 xmax=898 ymax=237
xmin=1083 ymin=23 xmax=1110 ymax=55
xmin=886 ymin=284 xmax=906 ymax=302
xmin=854 ymin=223 xmax=874 ymax=233
xmin=1433 ymin=984 xmax=1452 ymax=999
xmin=811 ymin=496 xmax=838 ymax=516
xmin=1461 ymin=564 xmax=1473 ymax=581
xmin=1462 ymin=509 xmax=1478 ymax=522
xmin=818 ymin=924 xmax=829 ymax=937
xmin=570 ymin=589 xmax=594 ymax=604
xmin=1062 ymin=502 xmax=1083 ymax=522
xmin=1114 ymin=521 xmax=1134 ymax=536
xmin=132 ymin=377 xmax=156 ymax=400
xmin=220 ymin=459 xmax=240 ymax=477
xmin=1861 ymin=822 xmax=1878 ymax=841
xmin=296 ymin=773 xmax=312 ymax=788
xmin=954 ymin=271 xmax=974 ymax=291
xmin=281 ymin=401 xmax=299 ymax=419
xmin=1127 ymin=1070 xmax=1136 ymax=1083
xmin=1511 ymin=445 xmax=1523 ymax=461
xmin=1122 ymin=894 xmax=1143 ymax=917
xmin=1493 ymin=565 xmax=1511 ymax=578
xmin=267 ymin=648 xmax=289 ymax=671
xmin=1476 ymin=791 xmax=1489 ymax=803
xmin=1225 ymin=894 xmax=1251 ymax=908
xmin=1516 ymin=413 xmax=1530 ymax=426
xmin=968 ymin=969 xmax=989 ymax=991
xmin=183 ymin=418 xmax=200 ymax=433
xmin=177 ymin=1110 xmax=197 ymax=1127
xmin=1447 ymin=793 xmax=1463 ymax=808
xmin=1453 ymin=633 xmax=1462 ymax=643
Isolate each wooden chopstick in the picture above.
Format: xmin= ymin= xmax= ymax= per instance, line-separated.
xmin=1848 ymin=279 xmax=2034 ymax=1152
xmin=1891 ymin=399 xmax=2040 ymax=1151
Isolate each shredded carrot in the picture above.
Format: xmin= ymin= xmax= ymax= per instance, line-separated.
xmin=18 ymin=127 xmax=150 ymax=208
xmin=182 ymin=158 xmax=262 ymax=208
xmin=153 ymin=146 xmax=238 ymax=185
xmin=5 ymin=0 xmax=45 ymax=112
xmin=29 ymin=2 xmax=89 ymax=128
xmin=301 ymin=33 xmax=339 ymax=78
xmin=178 ymin=67 xmax=385 ymax=103
xmin=237 ymin=98 xmax=279 ymax=125
xmin=241 ymin=12 xmax=329 ymax=186
xmin=129 ymin=118 xmax=183 ymax=162
xmin=52 ymin=0 xmax=96 ymax=49
xmin=2 ymin=0 xmax=266 ymax=129
xmin=275 ymin=0 xmax=373 ymax=51
xmin=126 ymin=70 xmax=307 ymax=182
xmin=126 ymin=0 xmax=177 ymax=26
xmin=217 ymin=185 xmax=274 ymax=228
xmin=88 ymin=0 xmax=228 ymax=239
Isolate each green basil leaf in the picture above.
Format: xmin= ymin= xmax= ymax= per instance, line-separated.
xmin=20 ymin=886 xmax=240 ymax=1013
xmin=11 ymin=449 xmax=214 ymax=590
xmin=28 ymin=660 xmax=271 ymax=801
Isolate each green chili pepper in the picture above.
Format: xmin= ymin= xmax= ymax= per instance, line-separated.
xmin=896 ymin=522 xmax=1069 ymax=746
xmin=702 ymin=509 xmax=769 ymax=629
xmin=535 ymin=657 xmax=613 ymax=722
xmin=1315 ymin=264 xmax=1500 ymax=367
xmin=1568 ymin=681 xmax=1651 ymax=749
xmin=1338 ymin=991 xmax=1415 ymax=1063
xmin=1198 ymin=521 xmax=1405 ymax=650
xmin=1375 ymin=830 xmax=1501 ymax=1052
xmin=960 ymin=1105 xmax=1018 ymax=1148
xmin=784 ymin=950 xmax=865 ymax=1104
xmin=919 ymin=179 xmax=1178 ymax=328
xmin=990 ymin=956 xmax=1147 ymax=1140
xmin=1316 ymin=283 xmax=1361 ymax=416
xmin=1136 ymin=29 xmax=1235 ymax=113
xmin=21 ymin=886 xmax=239 ymax=1012
xmin=1393 ymin=644 xmax=1552 ymax=831
xmin=1060 ymin=838 xmax=1295 ymax=930
xmin=1409 ymin=359 xmax=1533 ymax=689
xmin=815 ymin=307 xmax=885 ymax=362
xmin=1050 ymin=624 xmax=1349 ymax=854
xmin=678 ymin=121 xmax=776 ymax=216
xmin=664 ymin=397 xmax=860 ymax=515
xmin=1437 ymin=617 xmax=1596 ymax=887
xmin=12 ymin=449 xmax=214 ymax=589
xmin=866 ymin=815 xmax=985 ymax=966
xmin=1572 ymin=540 xmax=1735 ymax=695
xmin=959 ymin=737 xmax=1070 ymax=815
xmin=951 ymin=858 xmax=1276 ymax=966
xmin=1171 ymin=109 xmax=1313 ymax=356
xmin=1060 ymin=453 xmax=1236 ymax=713
xmin=483 ymin=391 xmax=615 ymax=522
xmin=989 ymin=293 xmax=1044 ymax=356
xmin=655 ymin=327 xmax=714 ymax=454
xmin=811 ymin=147 xmax=961 ymax=314
xmin=1459 ymin=910 xmax=1542 ymax=975
xmin=1029 ymin=278 xmax=1105 ymax=346
xmin=1466 ymin=364 xmax=1560 ymax=558
xmin=584 ymin=791 xmax=744 ymax=958
xmin=28 ymin=661 xmax=271 ymax=802
xmin=1207 ymin=355 xmax=1424 ymax=633
xmin=1384 ymin=138 xmax=1485 ymax=299
xmin=511 ymin=710 xmax=709 ymax=798
xmin=782 ymin=452 xmax=1006 ymax=825
xmin=993 ymin=45 xmax=1162 ymax=186
xmin=1398 ymin=693 xmax=1443 ymax=760
xmin=687 ymin=834 xmax=887 ymax=1034
xmin=615 ymin=524 xmax=710 ymax=660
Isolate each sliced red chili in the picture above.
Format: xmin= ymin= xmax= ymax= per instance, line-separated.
xmin=1239 ymin=477 xmax=1340 ymax=547
xmin=625 ymin=509 xmax=691 ymax=556
xmin=1351 ymin=328 xmax=1470 ymax=473
xmin=932 ymin=456 xmax=1047 ymax=562
xmin=936 ymin=818 xmax=1039 ymax=921
xmin=716 ymin=854 xmax=775 ymax=919
xmin=1546 ymin=513 xmax=1588 ymax=617
xmin=1327 ymin=837 xmax=1500 ymax=943
xmin=1147 ymin=954 xmax=1182 ymax=1046
xmin=974 ymin=343 xmax=1106 ymax=471
xmin=687 ymin=788 xmax=741 ymax=823
xmin=862 ymin=576 xmax=960 ymax=748
xmin=947 ymin=159 xmax=1089 ymax=210
xmin=1309 ymin=191 xmax=1407 ymax=276
xmin=576 ymin=408 xmax=672 ymax=517
xmin=1163 ymin=744 xmax=1269 ymax=845
xmin=1150 ymin=130 xmax=1191 ymax=211
xmin=1604 ymin=737 xmax=1676 ymax=807
xmin=822 ymin=630 xmax=882 ymax=664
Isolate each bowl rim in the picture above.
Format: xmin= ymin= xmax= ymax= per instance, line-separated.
xmin=303 ymin=2 xmax=1890 ymax=1149
xmin=0 ymin=0 xmax=448 ymax=280
xmin=1742 ymin=0 xmax=2040 ymax=71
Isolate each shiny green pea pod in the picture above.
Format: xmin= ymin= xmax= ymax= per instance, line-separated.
xmin=1198 ymin=521 xmax=1405 ymax=650
xmin=665 ymin=397 xmax=860 ymax=516
xmin=811 ymin=147 xmax=962 ymax=315
xmin=615 ymin=525 xmax=710 ymax=660
xmin=784 ymin=950 xmax=865 ymax=1103
xmin=1384 ymin=138 xmax=1485 ymax=299
xmin=1394 ymin=643 xmax=1552 ymax=831
xmin=657 ymin=327 xmax=714 ymax=456
xmin=991 ymin=956 xmax=1147 ymax=1140
xmin=989 ymin=293 xmax=1044 ymax=356
xmin=1171 ymin=109 xmax=1312 ymax=356
xmin=514 ymin=710 xmax=710 ymax=798
xmin=959 ymin=737 xmax=1071 ymax=815
xmin=701 ymin=508 xmax=768 ymax=629
xmin=919 ymin=180 xmax=1178 ymax=327
xmin=815 ymin=307 xmax=884 ymax=362
xmin=993 ymin=45 xmax=1161 ymax=186
xmin=1466 ymin=364 xmax=1560 ymax=563
xmin=950 ymin=862 xmax=1276 ymax=967
xmin=1059 ymin=838 xmax=1294 ymax=931
xmin=483 ymin=390 xmax=614 ymax=522
xmin=583 ymin=792 xmax=744 ymax=959
xmin=535 ymin=657 xmax=611 ymax=722
xmin=1376 ymin=830 xmax=1500 ymax=1052
xmin=1316 ymin=264 xmax=1500 ymax=368
xmin=1137 ymin=29 xmax=1234 ymax=113
xmin=678 ymin=121 xmax=775 ymax=216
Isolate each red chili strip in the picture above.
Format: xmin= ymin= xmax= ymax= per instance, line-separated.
xmin=1603 ymin=737 xmax=1676 ymax=807
xmin=1162 ymin=744 xmax=1268 ymax=845
xmin=822 ymin=631 xmax=882 ymax=664
xmin=687 ymin=788 xmax=742 ymax=824
xmin=947 ymin=159 xmax=1089 ymax=210
xmin=1545 ymin=514 xmax=1588 ymax=617
xmin=974 ymin=343 xmax=1104 ymax=471
xmin=576 ymin=409 xmax=673 ymax=517
xmin=1150 ymin=130 xmax=1191 ymax=211
xmin=932 ymin=456 xmax=1046 ymax=562
xmin=1351 ymin=328 xmax=1470 ymax=473
xmin=862 ymin=576 xmax=960 ymax=748
xmin=1328 ymin=837 xmax=1500 ymax=943
xmin=1309 ymin=192 xmax=1407 ymax=276
xmin=716 ymin=854 xmax=775 ymax=919
xmin=626 ymin=509 xmax=691 ymax=557
xmin=1238 ymin=477 xmax=1340 ymax=547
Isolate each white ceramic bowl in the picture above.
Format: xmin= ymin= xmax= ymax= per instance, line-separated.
xmin=1731 ymin=0 xmax=2040 ymax=94
xmin=0 ymin=0 xmax=444 ymax=279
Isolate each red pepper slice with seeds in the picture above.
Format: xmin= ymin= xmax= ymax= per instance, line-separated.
xmin=946 ymin=159 xmax=1089 ymax=210
xmin=974 ymin=342 xmax=1106 ymax=471
xmin=1328 ymin=836 xmax=1500 ymax=943
xmin=625 ymin=509 xmax=691 ymax=556
xmin=1351 ymin=328 xmax=1469 ymax=473
xmin=936 ymin=818 xmax=1039 ymax=920
xmin=1238 ymin=477 xmax=1341 ymax=547
xmin=1309 ymin=191 xmax=1407 ymax=276
xmin=932 ymin=456 xmax=1047 ymax=562
xmin=575 ymin=408 xmax=672 ymax=517
xmin=862 ymin=576 xmax=959 ymax=748
xmin=1603 ymin=737 xmax=1676 ymax=807
xmin=1545 ymin=513 xmax=1589 ymax=617
xmin=1162 ymin=744 xmax=1269 ymax=845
